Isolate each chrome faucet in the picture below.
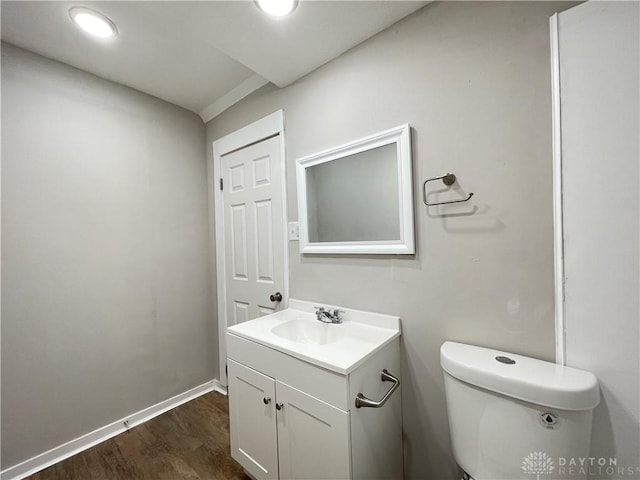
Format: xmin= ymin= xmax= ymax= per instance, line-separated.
xmin=314 ymin=306 xmax=345 ymax=324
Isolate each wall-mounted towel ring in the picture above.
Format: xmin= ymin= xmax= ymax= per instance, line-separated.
xmin=422 ymin=173 xmax=474 ymax=206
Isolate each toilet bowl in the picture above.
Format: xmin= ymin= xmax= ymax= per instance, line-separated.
xmin=441 ymin=341 xmax=600 ymax=480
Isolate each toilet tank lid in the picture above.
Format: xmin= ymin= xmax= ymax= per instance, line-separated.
xmin=440 ymin=342 xmax=600 ymax=411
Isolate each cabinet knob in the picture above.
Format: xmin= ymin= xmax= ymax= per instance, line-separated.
xmin=275 ymin=402 xmax=284 ymax=411
xmin=263 ymin=397 xmax=271 ymax=405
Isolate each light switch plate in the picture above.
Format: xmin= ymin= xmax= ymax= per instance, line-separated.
xmin=288 ymin=222 xmax=299 ymax=241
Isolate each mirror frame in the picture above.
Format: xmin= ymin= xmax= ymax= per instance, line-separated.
xmin=296 ymin=124 xmax=414 ymax=254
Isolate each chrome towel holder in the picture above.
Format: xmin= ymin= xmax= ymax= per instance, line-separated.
xmin=422 ymin=173 xmax=474 ymax=206
xmin=355 ymin=369 xmax=400 ymax=408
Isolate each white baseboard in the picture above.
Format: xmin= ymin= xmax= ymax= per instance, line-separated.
xmin=212 ymin=378 xmax=228 ymax=395
xmin=1 ymin=379 xmax=219 ymax=480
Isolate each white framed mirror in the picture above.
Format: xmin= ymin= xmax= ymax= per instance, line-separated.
xmin=296 ymin=124 xmax=414 ymax=254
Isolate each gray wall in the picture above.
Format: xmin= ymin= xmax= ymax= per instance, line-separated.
xmin=1 ymin=43 xmax=214 ymax=469
xmin=560 ymin=2 xmax=640 ymax=477
xmin=207 ymin=2 xmax=575 ymax=478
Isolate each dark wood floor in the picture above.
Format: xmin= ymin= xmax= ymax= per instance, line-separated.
xmin=28 ymin=392 xmax=250 ymax=480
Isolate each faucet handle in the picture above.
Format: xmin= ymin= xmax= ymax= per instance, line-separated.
xmin=332 ymin=309 xmax=345 ymax=320
xmin=314 ymin=306 xmax=325 ymax=313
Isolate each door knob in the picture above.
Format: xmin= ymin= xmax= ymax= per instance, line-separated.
xmin=270 ymin=292 xmax=282 ymax=302
xmin=263 ymin=397 xmax=271 ymax=405
xmin=275 ymin=402 xmax=284 ymax=411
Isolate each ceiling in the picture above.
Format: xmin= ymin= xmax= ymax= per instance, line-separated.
xmin=1 ymin=1 xmax=427 ymax=121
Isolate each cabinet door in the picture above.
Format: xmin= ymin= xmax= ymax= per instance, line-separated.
xmin=228 ymin=360 xmax=278 ymax=480
xmin=276 ymin=381 xmax=351 ymax=480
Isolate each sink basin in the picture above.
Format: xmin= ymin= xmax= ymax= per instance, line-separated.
xmin=227 ymin=299 xmax=401 ymax=374
xmin=271 ymin=319 xmax=344 ymax=345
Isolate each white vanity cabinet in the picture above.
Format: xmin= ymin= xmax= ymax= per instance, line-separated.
xmin=228 ymin=359 xmax=351 ymax=480
xmin=226 ymin=307 xmax=403 ymax=480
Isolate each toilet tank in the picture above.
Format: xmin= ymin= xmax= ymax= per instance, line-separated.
xmin=440 ymin=342 xmax=600 ymax=480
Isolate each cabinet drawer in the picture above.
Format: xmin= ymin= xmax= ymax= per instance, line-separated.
xmin=227 ymin=333 xmax=350 ymax=410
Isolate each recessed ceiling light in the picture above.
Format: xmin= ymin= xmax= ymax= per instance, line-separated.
xmin=69 ymin=7 xmax=117 ymax=39
xmin=254 ymin=0 xmax=298 ymax=17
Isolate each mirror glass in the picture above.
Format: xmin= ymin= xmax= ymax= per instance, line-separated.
xmin=296 ymin=124 xmax=414 ymax=254
xmin=306 ymin=143 xmax=399 ymax=242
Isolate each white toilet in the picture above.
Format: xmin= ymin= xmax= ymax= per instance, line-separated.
xmin=440 ymin=341 xmax=600 ymax=480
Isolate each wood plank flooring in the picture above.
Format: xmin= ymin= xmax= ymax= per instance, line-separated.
xmin=27 ymin=392 xmax=250 ymax=480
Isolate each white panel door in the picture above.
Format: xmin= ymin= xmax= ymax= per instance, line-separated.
xmin=276 ymin=381 xmax=351 ymax=480
xmin=223 ymin=135 xmax=285 ymax=325
xmin=556 ymin=1 xmax=640 ymax=469
xmin=228 ymin=360 xmax=279 ymax=480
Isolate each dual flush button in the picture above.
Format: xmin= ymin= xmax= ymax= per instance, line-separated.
xmin=493 ymin=355 xmax=559 ymax=428
xmin=495 ymin=355 xmax=516 ymax=365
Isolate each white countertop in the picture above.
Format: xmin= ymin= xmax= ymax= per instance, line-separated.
xmin=227 ymin=299 xmax=401 ymax=374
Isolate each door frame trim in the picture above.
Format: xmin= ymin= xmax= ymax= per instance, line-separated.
xmin=210 ymin=110 xmax=289 ymax=386
xmin=550 ymin=13 xmax=566 ymax=366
